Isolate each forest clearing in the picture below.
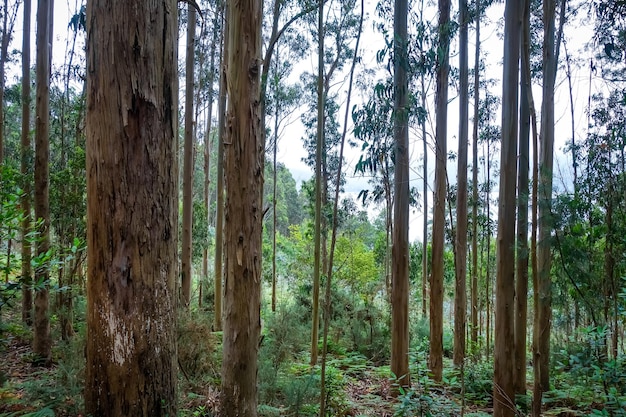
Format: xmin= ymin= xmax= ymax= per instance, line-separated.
xmin=0 ymin=0 xmax=625 ymax=416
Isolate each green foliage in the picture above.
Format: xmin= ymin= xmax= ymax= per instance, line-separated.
xmin=550 ymin=326 xmax=626 ymax=415
xmin=392 ymin=347 xmax=458 ymax=417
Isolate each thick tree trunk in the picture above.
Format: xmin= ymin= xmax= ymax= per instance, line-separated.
xmin=21 ymin=0 xmax=32 ymax=326
xmin=494 ymin=1 xmax=521 ymax=415
xmin=182 ymin=4 xmax=196 ymax=308
xmin=33 ymin=0 xmax=53 ymax=366
xmin=391 ymin=0 xmax=410 ymax=389
xmin=515 ymin=0 xmax=531 ymax=395
xmin=84 ymin=1 xmax=178 ymax=415
xmin=454 ymin=0 xmax=469 ymax=368
xmin=429 ymin=0 xmax=450 ymax=383
xmin=220 ymin=0 xmax=263 ymax=413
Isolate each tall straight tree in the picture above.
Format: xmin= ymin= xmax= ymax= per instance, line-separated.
xmin=419 ymin=0 xmax=428 ymax=321
xmin=181 ymin=3 xmax=197 ymax=307
xmin=220 ymin=0 xmax=263 ymax=413
xmin=454 ymin=0 xmax=469 ymax=367
xmin=533 ymin=0 xmax=560 ymax=413
xmin=202 ymin=3 xmax=221 ymax=304
xmin=430 ymin=0 xmax=450 ymax=383
xmin=515 ymin=0 xmax=531 ymax=395
xmin=494 ymin=0 xmax=521 ymax=415
xmin=310 ymin=0 xmax=324 ymax=367
xmin=84 ymin=0 xmax=178 ymax=414
xmin=214 ymin=4 xmax=228 ymax=332
xmin=470 ymin=0 xmax=481 ymax=354
xmin=391 ymin=0 xmax=410 ymax=389
xmin=21 ymin=0 xmax=32 ymax=326
xmin=33 ymin=0 xmax=53 ymax=366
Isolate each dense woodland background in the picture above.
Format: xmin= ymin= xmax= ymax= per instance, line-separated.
xmin=0 ymin=0 xmax=625 ymax=416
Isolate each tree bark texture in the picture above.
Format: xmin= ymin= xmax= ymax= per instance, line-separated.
xmin=470 ymin=0 xmax=481 ymax=355
xmin=515 ymin=0 xmax=531 ymax=395
xmin=310 ymin=0 xmax=324 ymax=367
xmin=33 ymin=0 xmax=53 ymax=365
xmin=494 ymin=0 xmax=521 ymax=415
xmin=85 ymin=1 xmax=178 ymax=415
xmin=391 ymin=0 xmax=410 ymax=389
xmin=533 ymin=0 xmax=557 ymax=413
xmin=21 ymin=0 xmax=33 ymax=326
xmin=454 ymin=0 xmax=469 ymax=368
xmin=220 ymin=0 xmax=263 ymax=413
xmin=429 ymin=0 xmax=450 ymax=383
xmin=182 ymin=4 xmax=197 ymax=308
xmin=214 ymin=3 xmax=228 ymax=332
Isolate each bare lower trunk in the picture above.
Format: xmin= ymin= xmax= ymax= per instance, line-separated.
xmin=220 ymin=0 xmax=263 ymax=414
xmin=33 ymin=0 xmax=53 ymax=366
xmin=84 ymin=1 xmax=178 ymax=415
xmin=429 ymin=0 xmax=450 ymax=383
xmin=20 ymin=0 xmax=32 ymax=326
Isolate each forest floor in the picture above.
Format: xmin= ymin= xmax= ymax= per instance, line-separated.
xmin=0 ymin=312 xmax=609 ymax=417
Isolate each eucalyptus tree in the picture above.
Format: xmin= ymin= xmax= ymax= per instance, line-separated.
xmin=533 ymin=0 xmax=564 ymax=413
xmin=181 ymin=3 xmax=197 ymax=307
xmin=20 ymin=0 xmax=32 ymax=325
xmin=299 ymin=0 xmax=362 ymax=365
xmin=515 ymin=0 xmax=531 ymax=395
xmin=264 ymin=30 xmax=306 ymax=312
xmin=470 ymin=0 xmax=481 ymax=354
xmin=198 ymin=0 xmax=221 ymax=303
xmin=352 ymin=0 xmax=433 ymax=308
xmin=320 ymin=0 xmax=364 ymax=408
xmin=494 ymin=0 xmax=521 ymax=414
xmin=214 ymin=3 xmax=227 ymax=331
xmin=430 ymin=0 xmax=451 ymax=383
xmin=33 ymin=0 xmax=53 ymax=366
xmin=454 ymin=0 xmax=469 ymax=367
xmin=391 ymin=0 xmax=410 ymax=390
xmin=85 ymin=0 xmax=178 ymax=414
xmin=220 ymin=0 xmax=264 ymax=413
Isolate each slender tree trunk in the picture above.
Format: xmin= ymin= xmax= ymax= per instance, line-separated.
xmin=182 ymin=4 xmax=197 ymax=308
xmin=533 ymin=0 xmax=560 ymax=413
xmin=33 ymin=0 xmax=53 ymax=366
xmin=420 ymin=0 xmax=428 ymax=321
xmin=391 ymin=0 xmax=410 ymax=389
xmin=494 ymin=1 xmax=521 ymax=414
xmin=485 ymin=140 xmax=491 ymax=360
xmin=214 ymin=4 xmax=228 ymax=331
xmin=470 ymin=0 xmax=480 ymax=356
xmin=21 ymin=0 xmax=32 ymax=326
xmin=85 ymin=0 xmax=178 ymax=414
xmin=430 ymin=0 xmax=450 ymax=383
xmin=272 ymin=74 xmax=279 ymax=312
xmin=320 ymin=4 xmax=363 ymax=410
xmin=310 ymin=0 xmax=324 ymax=366
xmin=220 ymin=0 xmax=263 ymax=412
xmin=454 ymin=0 xmax=469 ymax=368
xmin=0 ymin=0 xmax=9 ymax=163
xmin=563 ymin=39 xmax=577 ymax=195
xmin=515 ymin=0 xmax=531 ymax=395
xmin=202 ymin=7 xmax=219 ymax=307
